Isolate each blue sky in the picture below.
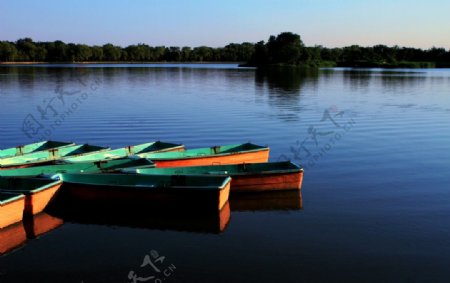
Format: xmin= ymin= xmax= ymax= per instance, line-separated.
xmin=1 ymin=0 xmax=449 ymax=48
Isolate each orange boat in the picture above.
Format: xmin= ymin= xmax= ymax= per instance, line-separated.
xmin=139 ymin=143 xmax=269 ymax=168
xmin=0 ymin=177 xmax=63 ymax=215
xmin=0 ymin=192 xmax=25 ymax=229
xmin=127 ymin=161 xmax=303 ymax=192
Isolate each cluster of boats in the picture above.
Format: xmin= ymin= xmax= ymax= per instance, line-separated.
xmin=0 ymin=140 xmax=304 ymax=232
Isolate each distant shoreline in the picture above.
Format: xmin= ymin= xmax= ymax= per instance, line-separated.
xmin=0 ymin=61 xmax=243 ymax=65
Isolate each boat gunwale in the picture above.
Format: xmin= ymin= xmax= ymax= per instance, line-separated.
xmin=0 ymin=179 xmax=62 ymax=195
xmin=0 ymin=192 xmax=25 ymax=205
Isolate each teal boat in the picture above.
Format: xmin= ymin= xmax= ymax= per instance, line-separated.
xmin=0 ymin=158 xmax=155 ymax=177
xmin=0 ymin=144 xmax=109 ymax=169
xmin=63 ymin=141 xmax=184 ymax=163
xmin=59 ymin=173 xmax=230 ymax=210
xmin=125 ymin=161 xmax=303 ymax=192
xmin=0 ymin=141 xmax=74 ymax=159
xmin=138 ymin=142 xmax=269 ymax=168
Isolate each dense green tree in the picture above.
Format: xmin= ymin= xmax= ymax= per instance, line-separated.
xmin=102 ymin=44 xmax=121 ymax=61
xmin=191 ymin=46 xmax=213 ymax=61
xmin=16 ymin=38 xmax=37 ymax=61
xmin=248 ymin=41 xmax=268 ymax=65
xmin=74 ymin=44 xmax=92 ymax=61
xmin=181 ymin=46 xmax=191 ymax=61
xmin=0 ymin=41 xmax=18 ymax=61
xmin=164 ymin=47 xmax=181 ymax=61
xmin=267 ymin=32 xmax=304 ymax=65
xmin=90 ymin=46 xmax=104 ymax=61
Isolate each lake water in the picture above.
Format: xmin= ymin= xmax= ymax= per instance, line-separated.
xmin=1 ymin=64 xmax=450 ymax=283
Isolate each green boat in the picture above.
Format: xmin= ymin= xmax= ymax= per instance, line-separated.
xmin=0 ymin=141 xmax=75 ymax=159
xmin=138 ymin=142 xmax=270 ymax=168
xmin=59 ymin=173 xmax=231 ymax=211
xmin=124 ymin=161 xmax=304 ymax=192
xmin=0 ymin=144 xmax=109 ymax=169
xmin=0 ymin=158 xmax=155 ymax=177
xmin=63 ymin=141 xmax=184 ymax=163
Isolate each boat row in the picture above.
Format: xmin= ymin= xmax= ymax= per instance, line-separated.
xmin=0 ymin=140 xmax=303 ymax=230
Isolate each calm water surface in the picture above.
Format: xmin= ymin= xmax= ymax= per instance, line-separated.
xmin=0 ymin=64 xmax=450 ymax=283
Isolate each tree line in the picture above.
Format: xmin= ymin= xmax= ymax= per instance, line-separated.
xmin=247 ymin=32 xmax=450 ymax=68
xmin=1 ymin=33 xmax=449 ymax=68
xmin=0 ymin=38 xmax=254 ymax=63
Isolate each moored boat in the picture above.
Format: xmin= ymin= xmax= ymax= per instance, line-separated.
xmin=0 ymin=177 xmax=63 ymax=215
xmin=59 ymin=173 xmax=231 ymax=211
xmin=0 ymin=141 xmax=74 ymax=159
xmin=63 ymin=141 xmax=184 ymax=163
xmin=0 ymin=144 xmax=109 ymax=170
xmin=140 ymin=143 xmax=269 ymax=168
xmin=0 ymin=192 xmax=25 ymax=229
xmin=126 ymin=161 xmax=303 ymax=192
xmin=0 ymin=158 xmax=155 ymax=177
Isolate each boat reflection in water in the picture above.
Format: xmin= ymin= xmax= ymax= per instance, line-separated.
xmin=230 ymin=190 xmax=303 ymax=211
xmin=46 ymin=195 xmax=231 ymax=235
xmin=23 ymin=212 xmax=64 ymax=239
xmin=1 ymin=189 xmax=302 ymax=255
xmin=0 ymin=212 xmax=64 ymax=256
xmin=0 ymin=221 xmax=27 ymax=255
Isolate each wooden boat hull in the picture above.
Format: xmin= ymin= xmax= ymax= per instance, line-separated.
xmin=152 ymin=149 xmax=270 ymax=168
xmin=0 ymin=193 xmax=25 ymax=229
xmin=230 ymin=171 xmax=303 ymax=192
xmin=130 ymin=161 xmax=303 ymax=192
xmin=23 ymin=182 xmax=63 ymax=215
xmin=60 ymin=173 xmax=231 ymax=211
xmin=1 ymin=178 xmax=63 ymax=216
xmin=63 ymin=182 xmax=230 ymax=211
xmin=0 ymin=221 xmax=27 ymax=255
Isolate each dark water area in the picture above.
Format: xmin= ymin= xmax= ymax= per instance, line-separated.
xmin=0 ymin=64 xmax=450 ymax=283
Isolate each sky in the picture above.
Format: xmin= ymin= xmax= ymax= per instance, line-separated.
xmin=1 ymin=0 xmax=449 ymax=49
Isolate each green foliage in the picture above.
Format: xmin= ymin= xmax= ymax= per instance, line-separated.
xmin=0 ymin=41 xmax=18 ymax=61
xmin=102 ymin=44 xmax=122 ymax=61
xmin=267 ymin=32 xmax=304 ymax=64
xmin=1 ymin=35 xmax=449 ymax=69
